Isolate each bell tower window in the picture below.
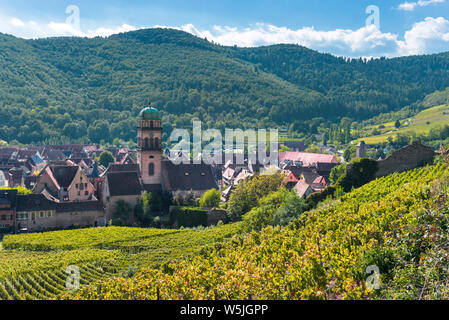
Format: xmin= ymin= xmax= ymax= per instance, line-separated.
xmin=149 ymin=163 xmax=155 ymax=176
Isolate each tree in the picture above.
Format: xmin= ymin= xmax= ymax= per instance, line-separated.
xmin=148 ymin=192 xmax=163 ymax=214
xmin=272 ymin=191 xmax=310 ymax=226
xmin=134 ymin=194 xmax=154 ymax=226
xmin=88 ymin=120 xmax=111 ymax=143
xmin=395 ymin=120 xmax=401 ymax=129
xmin=329 ymin=164 xmax=346 ymax=185
xmin=112 ymin=200 xmax=132 ymax=226
xmin=343 ymin=148 xmax=352 ymax=162
xmin=227 ymin=173 xmax=285 ymax=221
xmin=199 ymin=189 xmax=221 ymax=208
xmin=242 ymin=189 xmax=290 ymax=232
xmin=99 ymin=150 xmax=114 ymax=168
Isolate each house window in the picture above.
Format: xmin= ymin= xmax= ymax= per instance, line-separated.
xmin=76 ymin=184 xmax=78 ymax=188
xmin=78 ymin=191 xmax=81 ymax=196
xmin=85 ymin=183 xmax=87 ymax=188
xmin=149 ymin=163 xmax=155 ymax=176
xmin=17 ymin=212 xmax=29 ymax=221
xmin=39 ymin=211 xmax=45 ymax=218
xmin=31 ymin=212 xmax=36 ymax=221
xmin=85 ymin=191 xmax=88 ymax=196
xmin=46 ymin=211 xmax=52 ymax=218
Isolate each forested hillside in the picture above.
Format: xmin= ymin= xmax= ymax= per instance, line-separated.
xmin=0 ymin=28 xmax=448 ymax=145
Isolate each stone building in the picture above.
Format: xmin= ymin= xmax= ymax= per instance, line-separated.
xmin=102 ymin=171 xmax=142 ymax=221
xmin=33 ymin=165 xmax=97 ymax=202
xmin=0 ymin=190 xmax=17 ymax=230
xmin=356 ymin=141 xmax=366 ymax=158
xmin=375 ymin=141 xmax=435 ymax=178
xmin=15 ymin=193 xmax=105 ymax=232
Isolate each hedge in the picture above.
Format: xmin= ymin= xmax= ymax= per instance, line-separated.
xmin=170 ymin=207 xmax=208 ymax=228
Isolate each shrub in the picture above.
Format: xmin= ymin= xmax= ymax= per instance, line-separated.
xmin=242 ymin=189 xmax=290 ymax=232
xmin=308 ymin=158 xmax=378 ymax=206
xmin=98 ymin=150 xmax=114 ymax=168
xmin=339 ymin=158 xmax=378 ymax=192
xmin=199 ymin=189 xmax=221 ymax=208
xmin=0 ymin=187 xmax=32 ymax=195
xmin=273 ymin=191 xmax=311 ymax=226
xmin=112 ymin=200 xmax=132 ymax=226
xmin=227 ymin=173 xmax=285 ymax=221
xmin=170 ymin=207 xmax=208 ymax=228
xmin=329 ymin=164 xmax=346 ymax=185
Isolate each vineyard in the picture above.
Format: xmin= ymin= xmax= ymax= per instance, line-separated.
xmin=0 ymin=223 xmax=241 ymax=299
xmin=2 ymin=163 xmax=448 ymax=300
xmin=66 ymin=163 xmax=449 ymax=300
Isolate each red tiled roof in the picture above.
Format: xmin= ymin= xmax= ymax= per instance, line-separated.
xmin=294 ymin=180 xmax=312 ymax=198
xmin=279 ymin=152 xmax=337 ymax=167
xmin=282 ymin=170 xmax=299 ymax=183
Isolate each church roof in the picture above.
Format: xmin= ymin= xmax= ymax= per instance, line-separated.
xmin=139 ymin=107 xmax=161 ymax=120
xmin=106 ymin=171 xmax=142 ymax=196
xmin=161 ymin=160 xmax=218 ymax=192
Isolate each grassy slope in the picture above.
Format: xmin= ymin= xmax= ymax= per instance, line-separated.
xmin=358 ymin=104 xmax=449 ymax=144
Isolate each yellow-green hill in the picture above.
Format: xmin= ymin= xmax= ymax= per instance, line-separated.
xmin=357 ymin=104 xmax=449 ymax=144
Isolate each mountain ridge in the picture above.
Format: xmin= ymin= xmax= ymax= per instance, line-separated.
xmin=0 ymin=28 xmax=448 ymax=144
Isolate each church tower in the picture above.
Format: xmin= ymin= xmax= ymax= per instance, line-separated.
xmin=137 ymin=101 xmax=163 ymax=187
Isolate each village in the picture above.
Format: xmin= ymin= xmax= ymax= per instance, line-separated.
xmin=0 ymin=104 xmax=436 ymax=234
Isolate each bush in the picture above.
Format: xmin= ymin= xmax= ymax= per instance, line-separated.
xmin=307 ymin=185 xmax=337 ymax=204
xmin=227 ymin=173 xmax=285 ymax=221
xmin=112 ymin=200 xmax=132 ymax=226
xmin=308 ymin=158 xmax=378 ymax=206
xmin=98 ymin=150 xmax=114 ymax=168
xmin=329 ymin=164 xmax=346 ymax=185
xmin=0 ymin=187 xmax=32 ymax=195
xmin=242 ymin=189 xmax=290 ymax=232
xmin=199 ymin=189 xmax=221 ymax=208
xmin=339 ymin=158 xmax=378 ymax=192
xmin=273 ymin=191 xmax=311 ymax=226
xmin=170 ymin=207 xmax=208 ymax=228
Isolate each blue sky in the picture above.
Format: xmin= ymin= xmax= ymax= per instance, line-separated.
xmin=0 ymin=0 xmax=448 ymax=57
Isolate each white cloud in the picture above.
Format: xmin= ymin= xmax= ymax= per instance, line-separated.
xmin=174 ymin=23 xmax=402 ymax=57
xmin=10 ymin=18 xmax=24 ymax=27
xmin=46 ymin=22 xmax=138 ymax=38
xmin=0 ymin=13 xmax=448 ymax=57
xmin=173 ymin=18 xmax=449 ymax=57
xmin=402 ymin=17 xmax=449 ymax=54
xmin=398 ymin=0 xmax=445 ymax=11
xmin=0 ymin=13 xmax=140 ymax=39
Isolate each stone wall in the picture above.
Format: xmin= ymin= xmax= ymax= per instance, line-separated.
xmin=104 ymin=194 xmax=140 ymax=222
xmin=375 ymin=142 xmax=435 ymax=178
xmin=20 ymin=209 xmax=106 ymax=232
xmin=207 ymin=208 xmax=228 ymax=226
